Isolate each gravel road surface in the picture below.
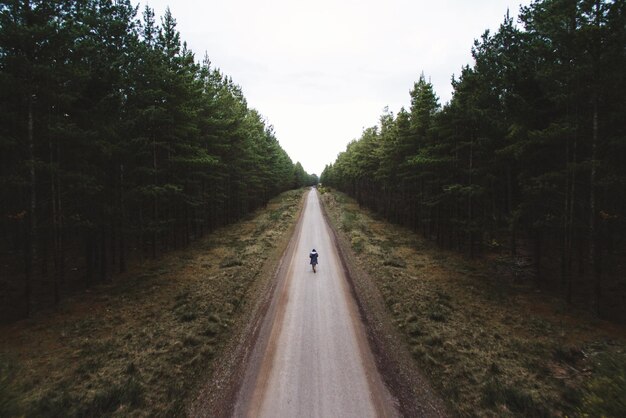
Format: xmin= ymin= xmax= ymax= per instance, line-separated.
xmin=233 ymin=188 xmax=398 ymax=417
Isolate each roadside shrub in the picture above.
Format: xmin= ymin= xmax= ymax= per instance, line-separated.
xmin=425 ymin=334 xmax=444 ymax=347
xmin=580 ymin=351 xmax=626 ymax=417
xmin=0 ymin=355 xmax=19 ymax=417
xmin=342 ymin=211 xmax=357 ymax=231
xmin=428 ymin=310 xmax=447 ymax=322
xmin=483 ymin=379 xmax=549 ymax=416
xmin=219 ymin=257 xmax=242 ymax=268
xmin=351 ymin=235 xmax=364 ymax=253
xmin=504 ymin=387 xmax=547 ymax=416
xmin=78 ymin=378 xmax=143 ymax=416
xmin=269 ymin=210 xmax=282 ymax=221
xmin=178 ymin=310 xmax=197 ymax=322
xmin=383 ymin=257 xmax=407 ymax=268
xmin=75 ymin=358 xmax=102 ymax=377
xmin=174 ymin=301 xmax=198 ymax=323
xmin=203 ymin=322 xmax=221 ymax=337
xmin=553 ymin=345 xmax=584 ymax=365
xmin=30 ymin=388 xmax=73 ymax=417
xmin=488 ymin=361 xmax=501 ymax=375
xmin=182 ymin=334 xmax=201 ymax=347
xmin=406 ymin=322 xmax=423 ymax=337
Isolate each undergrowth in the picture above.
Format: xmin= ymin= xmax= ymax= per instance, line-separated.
xmin=580 ymin=349 xmax=626 ymax=416
xmin=321 ymin=189 xmax=626 ymax=417
xmin=0 ymin=188 xmax=305 ymax=417
xmin=0 ymin=355 xmax=18 ymax=418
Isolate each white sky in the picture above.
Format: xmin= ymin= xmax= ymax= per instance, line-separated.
xmin=144 ymin=0 xmax=530 ymax=176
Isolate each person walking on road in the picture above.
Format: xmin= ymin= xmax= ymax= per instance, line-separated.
xmin=309 ymin=249 xmax=319 ymax=273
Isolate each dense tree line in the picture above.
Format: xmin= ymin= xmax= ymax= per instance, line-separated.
xmin=322 ymin=0 xmax=625 ymax=319
xmin=0 ymin=0 xmax=315 ymax=321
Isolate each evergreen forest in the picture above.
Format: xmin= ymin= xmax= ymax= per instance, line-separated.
xmin=0 ymin=0 xmax=317 ymax=321
xmin=321 ymin=0 xmax=625 ymax=320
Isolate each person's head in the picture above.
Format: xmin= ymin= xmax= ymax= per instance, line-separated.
xmin=312 ymin=249 xmax=316 ymax=253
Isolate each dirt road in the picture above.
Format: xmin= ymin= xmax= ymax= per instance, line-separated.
xmin=233 ymin=188 xmax=398 ymax=417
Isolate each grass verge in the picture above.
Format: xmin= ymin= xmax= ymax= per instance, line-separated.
xmin=0 ymin=189 xmax=306 ymax=417
xmin=321 ymin=190 xmax=626 ymax=417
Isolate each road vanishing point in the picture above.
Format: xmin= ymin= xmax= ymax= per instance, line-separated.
xmin=233 ymin=188 xmax=399 ymax=417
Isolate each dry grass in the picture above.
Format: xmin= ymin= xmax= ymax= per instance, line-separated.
xmin=0 ymin=189 xmax=306 ymax=417
xmin=321 ymin=190 xmax=626 ymax=417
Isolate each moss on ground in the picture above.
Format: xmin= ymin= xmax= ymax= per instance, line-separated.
xmin=0 ymin=189 xmax=306 ymax=417
xmin=322 ymin=190 xmax=626 ymax=417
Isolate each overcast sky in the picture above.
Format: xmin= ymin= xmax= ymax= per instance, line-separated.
xmin=143 ymin=0 xmax=530 ymax=176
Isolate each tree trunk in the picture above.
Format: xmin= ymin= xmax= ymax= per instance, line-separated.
xmin=567 ymin=136 xmax=577 ymax=304
xmin=591 ymin=99 xmax=601 ymax=315
xmin=85 ymin=232 xmax=94 ymax=286
xmin=139 ymin=205 xmax=145 ymax=262
xmin=100 ymin=224 xmax=107 ymax=282
xmin=56 ymin=173 xmax=64 ymax=301
xmin=152 ymin=138 xmax=158 ymax=259
xmin=534 ymin=228 xmax=543 ymax=286
xmin=25 ymin=94 xmax=36 ymax=317
xmin=119 ymin=163 xmax=126 ymax=273
xmin=591 ymin=0 xmax=602 ymax=316
xmin=49 ymin=132 xmax=60 ymax=305
xmin=507 ymin=167 xmax=517 ymax=256
xmin=468 ymin=140 xmax=474 ymax=258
